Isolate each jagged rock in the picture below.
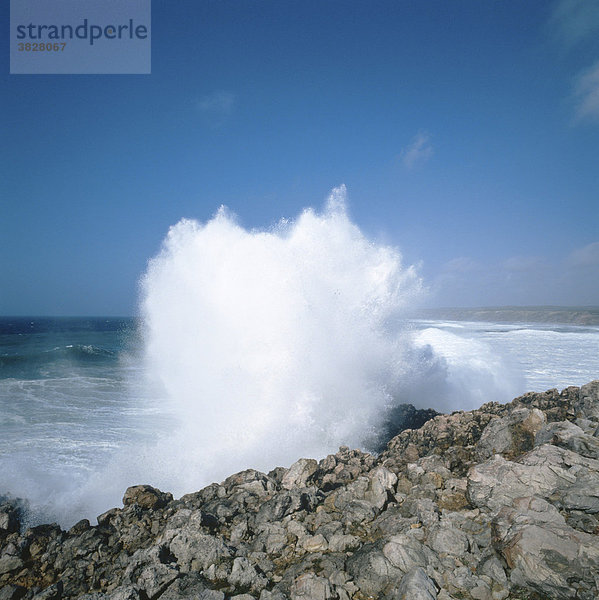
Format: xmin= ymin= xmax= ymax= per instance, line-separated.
xmin=290 ymin=573 xmax=332 ymax=600
xmin=346 ymin=541 xmax=403 ymax=595
xmin=31 ymin=582 xmax=64 ymax=600
xmin=395 ymin=566 xmax=438 ymax=600
xmin=426 ymin=523 xmax=469 ymax=556
xmin=228 ymin=556 xmax=267 ymax=592
xmin=168 ymin=528 xmax=231 ymax=573
xmin=382 ymin=532 xmax=431 ymax=572
xmin=159 ymin=573 xmax=222 ymax=600
xmin=535 ymin=420 xmax=599 ymax=459
xmin=0 ymin=555 xmax=24 ymax=576
xmin=281 ymin=459 xmax=318 ymax=490
xmin=0 ymin=586 xmax=26 ymax=600
xmin=0 ymin=503 xmax=21 ymax=534
xmin=475 ymin=407 xmax=546 ymax=460
xmin=492 ymin=496 xmax=599 ymax=600
xmin=122 ymin=485 xmax=173 ymax=510
xmin=122 ymin=545 xmax=179 ymax=599
xmin=467 ymin=443 xmax=599 ymax=515
xmin=574 ymin=381 xmax=599 ymax=422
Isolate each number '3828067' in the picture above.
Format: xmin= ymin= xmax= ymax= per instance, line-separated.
xmin=18 ymin=42 xmax=67 ymax=51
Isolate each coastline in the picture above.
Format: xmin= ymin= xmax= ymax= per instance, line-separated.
xmin=411 ymin=306 xmax=599 ymax=326
xmin=2 ymin=381 xmax=599 ymax=600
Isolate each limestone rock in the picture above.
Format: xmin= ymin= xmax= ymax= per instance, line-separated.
xmin=281 ymin=459 xmax=318 ymax=490
xmin=395 ymin=566 xmax=437 ymax=600
xmin=492 ymin=496 xmax=599 ymax=600
xmin=122 ymin=485 xmax=173 ymax=510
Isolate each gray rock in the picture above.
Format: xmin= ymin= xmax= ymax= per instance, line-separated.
xmin=169 ymin=529 xmax=231 ymax=572
xmin=290 ymin=573 xmax=333 ymax=600
xmin=0 ymin=555 xmax=24 ymax=576
xmin=475 ymin=408 xmax=545 ymax=460
xmin=105 ymin=587 xmax=140 ymax=600
xmin=259 ymin=590 xmax=287 ymax=600
xmin=0 ymin=586 xmax=26 ymax=600
xmin=228 ymin=557 xmax=267 ymax=592
xmin=492 ymin=496 xmax=599 ymax=600
xmin=395 ymin=567 xmax=437 ymax=600
xmin=302 ymin=534 xmax=328 ymax=553
xmin=122 ymin=485 xmax=172 ymax=510
xmin=536 ymin=420 xmax=599 ymax=459
xmin=382 ymin=532 xmax=431 ymax=573
xmin=160 ymin=574 xmax=227 ymax=600
xmin=255 ymin=489 xmax=319 ymax=525
xmin=364 ymin=466 xmax=398 ymax=509
xmin=31 ymin=583 xmax=64 ymax=600
xmin=281 ymin=459 xmax=318 ymax=490
xmin=346 ymin=542 xmax=402 ymax=595
xmin=574 ymin=381 xmax=599 ymax=422
xmin=467 ymin=444 xmax=599 ymax=515
xmin=426 ymin=523 xmax=468 ymax=556
xmin=327 ymin=533 xmax=360 ymax=552
xmin=123 ymin=546 xmax=179 ymax=600
xmin=2 ymin=381 xmax=599 ymax=600
xmin=0 ymin=503 xmax=21 ymax=534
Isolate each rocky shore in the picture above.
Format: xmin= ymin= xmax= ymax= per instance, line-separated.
xmin=2 ymin=381 xmax=599 ymax=600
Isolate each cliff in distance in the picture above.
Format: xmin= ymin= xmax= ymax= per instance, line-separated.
xmin=2 ymin=381 xmax=599 ymax=600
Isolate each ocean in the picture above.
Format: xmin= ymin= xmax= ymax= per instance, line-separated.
xmin=1 ymin=313 xmax=598 ymax=528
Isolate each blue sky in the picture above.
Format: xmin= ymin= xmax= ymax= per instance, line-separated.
xmin=1 ymin=0 xmax=598 ymax=315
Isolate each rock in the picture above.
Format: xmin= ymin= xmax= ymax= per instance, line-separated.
xmin=168 ymin=529 xmax=231 ymax=573
xmin=122 ymin=485 xmax=173 ymax=510
xmin=123 ymin=546 xmax=179 ymax=600
xmin=0 ymin=503 xmax=21 ymax=534
xmin=281 ymin=459 xmax=318 ymax=490
xmin=302 ymin=534 xmax=328 ymax=553
xmin=0 ymin=587 xmax=26 ymax=600
xmin=467 ymin=444 xmax=599 ymax=515
xmin=574 ymin=381 xmax=599 ymax=422
xmin=0 ymin=555 xmax=24 ymax=576
xmin=105 ymin=587 xmax=139 ymax=600
xmin=492 ymin=496 xmax=599 ymax=599
xmin=290 ymin=573 xmax=333 ymax=600
xmin=228 ymin=557 xmax=267 ymax=592
xmin=346 ymin=542 xmax=403 ymax=595
xmin=382 ymin=533 xmax=431 ymax=573
xmin=426 ymin=523 xmax=468 ymax=556
xmin=536 ymin=420 xmax=599 ymax=459
xmin=395 ymin=567 xmax=437 ymax=600
xmin=364 ymin=466 xmax=398 ymax=509
xmin=475 ymin=408 xmax=546 ymax=460
xmin=160 ymin=574 xmax=223 ymax=600
xmin=327 ymin=533 xmax=359 ymax=552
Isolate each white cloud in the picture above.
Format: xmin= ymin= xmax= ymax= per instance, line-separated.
xmin=549 ymin=0 xmax=599 ymax=47
xmin=400 ymin=131 xmax=433 ymax=170
xmin=430 ymin=244 xmax=599 ymax=307
xmin=574 ymin=61 xmax=599 ymax=122
xmin=548 ymin=1 xmax=599 ymax=124
xmin=502 ymin=255 xmax=545 ymax=272
xmin=443 ymin=257 xmax=480 ymax=273
xmin=567 ymin=241 xmax=599 ymax=266
xmin=197 ymin=91 xmax=235 ymax=128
